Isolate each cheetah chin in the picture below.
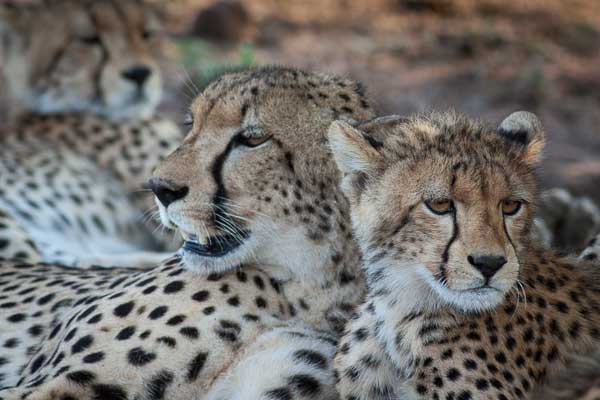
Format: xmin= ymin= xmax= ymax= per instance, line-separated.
xmin=416 ymin=267 xmax=510 ymax=312
xmin=179 ymin=232 xmax=257 ymax=275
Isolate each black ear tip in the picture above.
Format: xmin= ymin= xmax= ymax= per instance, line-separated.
xmin=497 ymin=111 xmax=543 ymax=145
xmin=496 ymin=128 xmax=530 ymax=145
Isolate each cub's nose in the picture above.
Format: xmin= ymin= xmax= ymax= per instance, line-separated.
xmin=468 ymin=254 xmax=507 ymax=280
xmin=147 ymin=177 xmax=188 ymax=207
xmin=122 ymin=65 xmax=152 ymax=87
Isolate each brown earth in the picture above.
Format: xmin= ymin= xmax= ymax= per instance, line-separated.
xmin=166 ymin=0 xmax=600 ymax=201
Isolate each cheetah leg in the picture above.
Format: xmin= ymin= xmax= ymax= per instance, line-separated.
xmin=206 ymin=324 xmax=340 ymax=400
xmin=0 ymin=207 xmax=41 ymax=263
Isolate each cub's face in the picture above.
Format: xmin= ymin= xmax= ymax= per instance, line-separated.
xmin=149 ymin=67 xmax=374 ymax=279
xmin=329 ymin=112 xmax=544 ymax=312
xmin=0 ymin=0 xmax=167 ymax=119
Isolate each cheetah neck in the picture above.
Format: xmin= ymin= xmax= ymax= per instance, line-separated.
xmin=269 ymin=227 xmax=366 ymax=334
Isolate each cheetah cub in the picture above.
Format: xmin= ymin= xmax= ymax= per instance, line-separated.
xmin=329 ymin=112 xmax=600 ymax=400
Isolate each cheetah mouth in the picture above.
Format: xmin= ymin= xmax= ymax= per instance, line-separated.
xmin=183 ymin=232 xmax=250 ymax=258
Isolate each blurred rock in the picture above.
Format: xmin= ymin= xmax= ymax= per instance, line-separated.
xmin=537 ymin=188 xmax=600 ymax=253
xmin=191 ymin=0 xmax=251 ymax=42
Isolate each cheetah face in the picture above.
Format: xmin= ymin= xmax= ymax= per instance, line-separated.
xmin=1 ymin=0 xmax=166 ymax=119
xmin=329 ymin=111 xmax=544 ymax=312
xmin=150 ymin=67 xmax=374 ymax=278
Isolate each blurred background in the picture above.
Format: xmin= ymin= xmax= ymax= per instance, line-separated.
xmin=161 ymin=0 xmax=599 ymax=202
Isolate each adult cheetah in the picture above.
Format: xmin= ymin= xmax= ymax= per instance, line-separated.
xmin=0 ymin=66 xmax=375 ymax=399
xmin=330 ymin=111 xmax=600 ymax=400
xmin=0 ymin=0 xmax=181 ymax=266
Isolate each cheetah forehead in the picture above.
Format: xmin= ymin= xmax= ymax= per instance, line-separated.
xmin=189 ymin=66 xmax=376 ymax=128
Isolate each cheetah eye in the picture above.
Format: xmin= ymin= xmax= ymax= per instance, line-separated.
xmin=182 ymin=114 xmax=193 ymax=128
xmin=502 ymin=199 xmax=522 ymax=216
xmin=79 ymin=34 xmax=102 ymax=46
xmin=239 ymin=135 xmax=272 ymax=148
xmin=425 ymin=199 xmax=454 ymax=215
xmin=237 ymin=127 xmax=272 ymax=148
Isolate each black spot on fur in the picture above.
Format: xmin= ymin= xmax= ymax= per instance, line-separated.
xmin=288 ymin=374 xmax=321 ymax=396
xmin=145 ymin=370 xmax=174 ymax=400
xmin=113 ymin=301 xmax=135 ymax=318
xmin=128 ymin=347 xmax=156 ymax=366
xmin=186 ymin=352 xmax=208 ymax=382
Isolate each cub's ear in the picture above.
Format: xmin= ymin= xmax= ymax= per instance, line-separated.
xmin=328 ymin=120 xmax=384 ymax=201
xmin=497 ymin=111 xmax=545 ymax=166
xmin=328 ymin=119 xmax=384 ymax=177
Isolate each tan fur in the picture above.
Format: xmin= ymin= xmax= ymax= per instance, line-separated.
xmin=0 ymin=0 xmax=168 ymax=119
xmin=0 ymin=66 xmax=374 ymax=399
xmin=331 ymin=111 xmax=600 ymax=399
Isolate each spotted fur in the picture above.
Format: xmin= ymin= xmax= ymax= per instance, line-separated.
xmin=0 ymin=66 xmax=375 ymax=399
xmin=0 ymin=113 xmax=182 ymax=266
xmin=330 ymin=112 xmax=600 ymax=400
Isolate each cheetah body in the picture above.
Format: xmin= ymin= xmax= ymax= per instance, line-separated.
xmin=0 ymin=66 xmax=375 ymax=399
xmin=0 ymin=114 xmax=181 ymax=266
xmin=330 ymin=112 xmax=600 ymax=400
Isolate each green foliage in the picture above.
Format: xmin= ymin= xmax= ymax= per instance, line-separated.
xmin=176 ymin=38 xmax=256 ymax=89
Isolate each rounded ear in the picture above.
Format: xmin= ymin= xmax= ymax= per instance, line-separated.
xmin=328 ymin=120 xmax=385 ymax=202
xmin=327 ymin=120 xmax=383 ymax=177
xmin=497 ymin=111 xmax=545 ymax=166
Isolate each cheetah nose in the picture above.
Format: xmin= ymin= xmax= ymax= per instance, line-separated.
xmin=147 ymin=177 xmax=189 ymax=207
xmin=467 ymin=254 xmax=507 ymax=280
xmin=122 ymin=65 xmax=152 ymax=87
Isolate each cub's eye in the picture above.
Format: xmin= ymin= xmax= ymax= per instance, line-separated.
xmin=79 ymin=35 xmax=102 ymax=46
xmin=142 ymin=30 xmax=154 ymax=40
xmin=502 ymin=199 xmax=522 ymax=216
xmin=425 ymin=199 xmax=454 ymax=215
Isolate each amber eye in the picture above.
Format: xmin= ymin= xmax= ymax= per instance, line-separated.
xmin=425 ymin=199 xmax=454 ymax=215
xmin=502 ymin=199 xmax=522 ymax=216
xmin=238 ymin=135 xmax=272 ymax=148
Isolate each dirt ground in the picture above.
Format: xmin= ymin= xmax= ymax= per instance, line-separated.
xmin=164 ymin=0 xmax=600 ymax=202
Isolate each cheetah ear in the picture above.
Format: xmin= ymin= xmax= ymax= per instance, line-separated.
xmin=328 ymin=120 xmax=384 ymax=176
xmin=328 ymin=120 xmax=384 ymax=200
xmin=497 ymin=111 xmax=545 ymax=166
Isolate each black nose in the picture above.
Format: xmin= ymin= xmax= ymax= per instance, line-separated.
xmin=147 ymin=178 xmax=189 ymax=207
xmin=122 ymin=65 xmax=152 ymax=87
xmin=468 ymin=254 xmax=507 ymax=280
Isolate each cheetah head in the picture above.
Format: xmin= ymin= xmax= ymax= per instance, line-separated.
xmin=0 ymin=0 xmax=168 ymax=119
xmin=150 ymin=66 xmax=375 ymax=281
xmin=329 ymin=111 xmax=544 ymax=312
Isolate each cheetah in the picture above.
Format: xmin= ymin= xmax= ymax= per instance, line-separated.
xmin=329 ymin=111 xmax=600 ymax=400
xmin=0 ymin=0 xmax=182 ymax=266
xmin=0 ymin=66 xmax=375 ymax=399
xmin=0 ymin=113 xmax=182 ymax=266
xmin=0 ymin=0 xmax=169 ymax=121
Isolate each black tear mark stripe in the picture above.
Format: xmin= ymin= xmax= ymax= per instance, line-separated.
xmin=502 ymin=217 xmax=518 ymax=261
xmin=441 ymin=209 xmax=459 ymax=268
xmin=43 ymin=45 xmax=67 ymax=81
xmin=210 ymin=132 xmax=245 ymax=228
xmin=89 ymin=7 xmax=109 ymax=105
